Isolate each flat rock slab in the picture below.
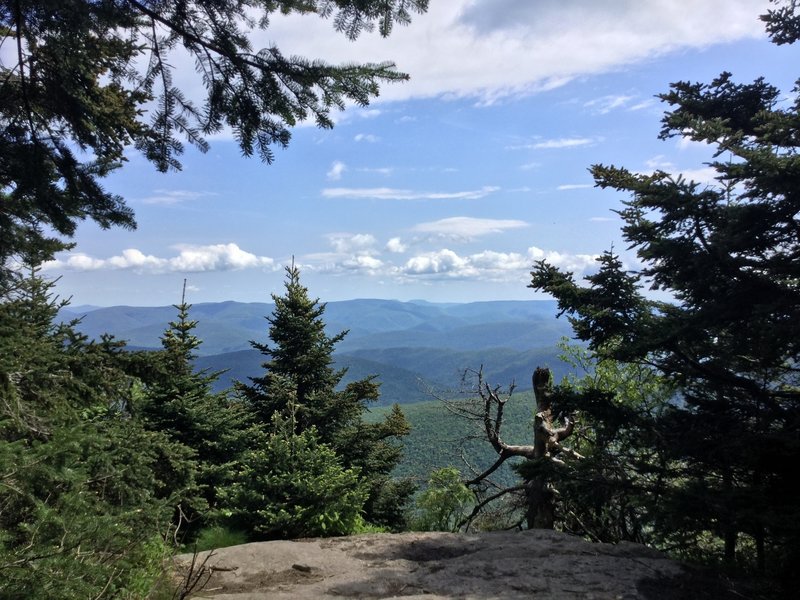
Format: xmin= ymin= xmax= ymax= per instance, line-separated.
xmin=174 ymin=530 xmax=715 ymax=599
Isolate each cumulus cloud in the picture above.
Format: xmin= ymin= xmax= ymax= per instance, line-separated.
xmin=395 ymin=247 xmax=598 ymax=282
xmin=403 ymin=249 xmax=473 ymax=277
xmin=296 ymin=228 xmax=602 ymax=282
xmin=326 ymin=160 xmax=347 ymax=181
xmin=341 ymin=254 xmax=384 ymax=271
xmin=322 ymin=186 xmax=500 ymax=200
xmin=412 ymin=217 xmax=528 ymax=240
xmin=43 ymin=243 xmax=275 ymax=273
xmin=354 ymin=133 xmax=380 ymax=143
xmin=386 ymin=237 xmax=407 ymax=253
xmin=303 ymin=233 xmax=385 ymax=275
xmin=527 ymin=246 xmax=599 ymax=272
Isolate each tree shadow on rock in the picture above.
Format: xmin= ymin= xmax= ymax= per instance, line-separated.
xmin=637 ymin=568 xmax=782 ymax=600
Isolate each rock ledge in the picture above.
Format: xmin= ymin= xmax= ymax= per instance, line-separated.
xmin=174 ymin=529 xmax=705 ymax=599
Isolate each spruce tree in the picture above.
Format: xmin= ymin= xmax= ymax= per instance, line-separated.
xmin=238 ymin=264 xmax=414 ymax=530
xmin=0 ymin=267 xmax=181 ymax=598
xmin=221 ymin=414 xmax=369 ymax=539
xmin=530 ymin=27 xmax=800 ymax=576
xmin=132 ymin=281 xmax=254 ymax=532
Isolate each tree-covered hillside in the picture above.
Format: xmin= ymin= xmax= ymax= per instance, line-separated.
xmin=367 ymin=395 xmax=537 ymax=489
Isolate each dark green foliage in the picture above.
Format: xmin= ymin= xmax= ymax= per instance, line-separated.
xmin=530 ymin=25 xmax=800 ymax=577
xmin=237 ymin=265 xmax=414 ymax=530
xmin=546 ymin=342 xmax=674 ymax=545
xmin=240 ymin=263 xmax=348 ymax=431
xmin=130 ymin=285 xmax=255 ymax=532
xmin=762 ymin=0 xmax=800 ymax=45
xmin=221 ymin=417 xmax=368 ymax=539
xmin=0 ymin=269 xmax=178 ymax=598
xmin=0 ymin=0 xmax=428 ymax=281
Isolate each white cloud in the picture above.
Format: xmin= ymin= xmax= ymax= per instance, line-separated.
xmin=584 ymin=94 xmax=635 ymax=114
xmin=326 ymin=160 xmax=347 ymax=181
xmin=296 ymin=233 xmax=601 ymax=283
xmin=403 ymin=249 xmax=472 ymax=277
xmin=139 ymin=189 xmax=216 ymax=205
xmin=512 ymin=137 xmax=597 ymax=150
xmin=326 ymin=233 xmax=378 ymax=254
xmin=43 ymin=243 xmax=275 ymax=274
xmin=629 ymin=98 xmax=658 ymax=111
xmin=396 ymin=246 xmax=599 ymax=282
xmin=386 ymin=237 xmax=407 ymax=253
xmin=303 ymin=233 xmax=384 ymax=275
xmin=557 ymin=184 xmax=593 ymax=191
xmin=254 ymin=1 xmax=766 ymax=104
xmin=644 ymin=155 xmax=719 ymax=185
xmin=412 ymin=217 xmax=528 ymax=240
xmin=358 ymin=166 xmax=395 ymax=176
xmin=527 ymin=246 xmax=599 ymax=272
xmin=343 ymin=255 xmax=384 ymax=271
xmin=322 ymin=186 xmax=500 ymax=200
xmin=354 ymin=133 xmax=380 ymax=143
xmin=519 ymin=162 xmax=541 ymax=171
xmin=676 ymin=136 xmax=716 ymax=151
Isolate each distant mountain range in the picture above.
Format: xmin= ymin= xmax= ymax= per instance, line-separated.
xmin=60 ymin=299 xmax=576 ymax=404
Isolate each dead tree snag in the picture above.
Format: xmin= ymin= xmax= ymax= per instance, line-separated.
xmin=448 ymin=366 xmax=581 ymax=531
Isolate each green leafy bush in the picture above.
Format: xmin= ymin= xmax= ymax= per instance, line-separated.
xmin=414 ymin=467 xmax=473 ymax=532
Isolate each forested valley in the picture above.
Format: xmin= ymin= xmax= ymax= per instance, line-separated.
xmin=2 ymin=1 xmax=799 ymax=598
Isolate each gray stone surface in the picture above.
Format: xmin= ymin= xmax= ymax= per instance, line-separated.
xmin=174 ymin=530 xmax=696 ymax=599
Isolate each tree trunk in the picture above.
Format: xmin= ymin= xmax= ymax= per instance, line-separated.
xmin=722 ymin=468 xmax=737 ymax=566
xmin=527 ymin=476 xmax=555 ymax=529
xmin=528 ymin=367 xmax=556 ymax=529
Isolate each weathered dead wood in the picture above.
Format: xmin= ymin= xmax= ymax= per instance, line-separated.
xmin=455 ymin=366 xmax=581 ymax=530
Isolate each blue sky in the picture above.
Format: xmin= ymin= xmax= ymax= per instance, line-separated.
xmin=44 ymin=0 xmax=798 ymax=306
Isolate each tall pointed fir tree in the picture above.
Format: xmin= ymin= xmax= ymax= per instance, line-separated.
xmin=129 ymin=280 xmax=254 ymax=534
xmin=530 ymin=9 xmax=800 ymax=580
xmin=237 ymin=264 xmax=415 ymax=530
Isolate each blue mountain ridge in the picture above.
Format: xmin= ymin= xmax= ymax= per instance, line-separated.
xmin=60 ymin=299 xmax=574 ymax=404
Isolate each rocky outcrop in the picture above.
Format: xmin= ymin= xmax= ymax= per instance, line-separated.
xmin=172 ymin=529 xmax=737 ymax=599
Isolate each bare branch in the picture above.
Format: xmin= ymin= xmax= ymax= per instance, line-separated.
xmin=459 ymin=485 xmax=527 ymax=531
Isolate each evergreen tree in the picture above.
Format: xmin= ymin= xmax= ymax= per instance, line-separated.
xmin=237 ymin=264 xmax=414 ymax=529
xmin=546 ymin=340 xmax=675 ymax=545
xmin=0 ymin=267 xmax=181 ymax=598
xmin=131 ymin=281 xmax=254 ymax=532
xmin=0 ymin=0 xmax=428 ymax=282
xmin=221 ymin=414 xmax=368 ymax=540
xmin=530 ymin=19 xmax=800 ymax=576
